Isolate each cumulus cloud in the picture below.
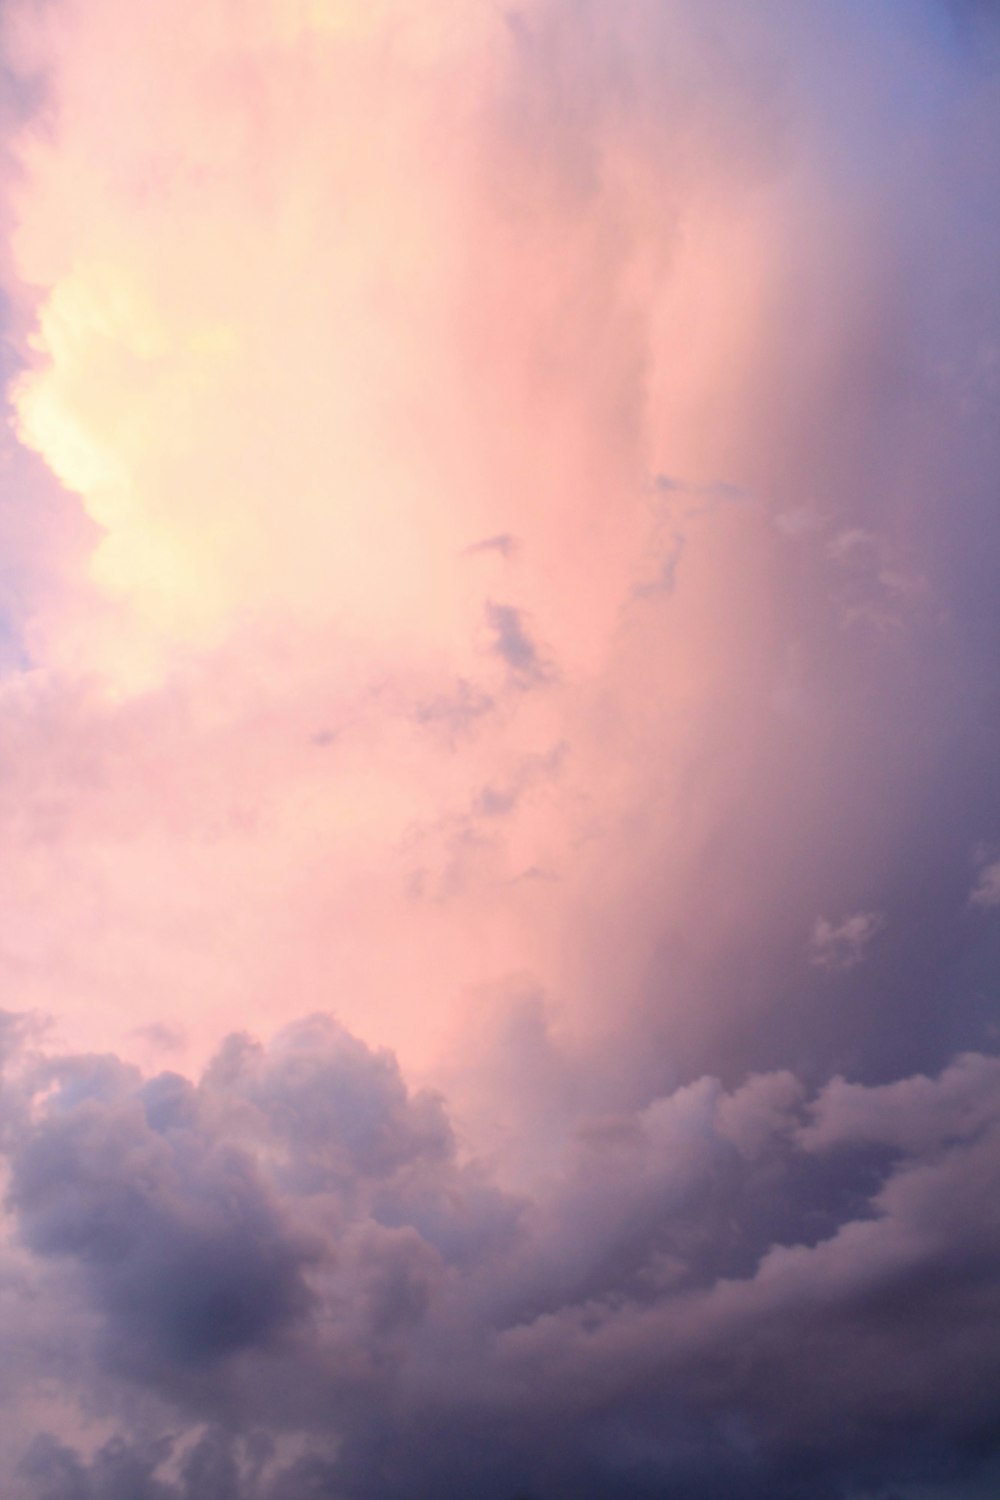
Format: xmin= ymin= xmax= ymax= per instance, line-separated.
xmin=485 ymin=602 xmax=551 ymax=684
xmin=1 ymin=1014 xmax=1000 ymax=1499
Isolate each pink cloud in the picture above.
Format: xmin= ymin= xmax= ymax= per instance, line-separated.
xmin=0 ymin=3 xmax=999 ymax=1491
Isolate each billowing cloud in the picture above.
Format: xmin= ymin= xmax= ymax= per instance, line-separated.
xmin=2 ymin=1015 xmax=1000 ymax=1498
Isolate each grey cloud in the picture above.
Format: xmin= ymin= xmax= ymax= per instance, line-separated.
xmin=485 ymin=602 xmax=551 ymax=683
xmin=799 ymin=1051 xmax=1000 ymax=1156
xmin=203 ymin=1014 xmax=454 ymax=1191
xmin=715 ymin=1069 xmax=806 ymax=1159
xmin=491 ymin=1104 xmax=1000 ymax=1499
xmin=4 ymin=1017 xmax=1000 ymax=1500
xmin=19 ymin=1429 xmax=285 ymax=1500
xmin=9 ymin=1082 xmax=320 ymax=1373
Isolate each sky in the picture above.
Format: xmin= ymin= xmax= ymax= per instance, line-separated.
xmin=0 ymin=1 xmax=999 ymax=1496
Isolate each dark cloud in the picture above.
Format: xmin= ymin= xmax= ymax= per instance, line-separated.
xmin=1 ymin=1015 xmax=999 ymax=1500
xmin=18 ymin=1430 xmax=270 ymax=1500
xmin=8 ymin=1076 xmax=320 ymax=1375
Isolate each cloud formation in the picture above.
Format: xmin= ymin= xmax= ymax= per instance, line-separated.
xmin=2 ymin=1016 xmax=1000 ymax=1499
xmin=809 ymin=911 xmax=885 ymax=973
xmin=970 ymin=858 xmax=1000 ymax=910
xmin=0 ymin=0 xmax=998 ymax=1495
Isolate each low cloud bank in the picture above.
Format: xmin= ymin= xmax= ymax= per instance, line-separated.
xmin=3 ymin=1013 xmax=1000 ymax=1499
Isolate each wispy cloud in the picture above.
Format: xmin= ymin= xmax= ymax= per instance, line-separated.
xmin=970 ymin=858 xmax=1000 ymax=910
xmin=809 ymin=911 xmax=885 ymax=972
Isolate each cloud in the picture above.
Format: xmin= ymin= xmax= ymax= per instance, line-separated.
xmin=799 ymin=1051 xmax=1000 ymax=1155
xmin=970 ymin=858 xmax=1000 ymax=910
xmin=484 ymin=602 xmax=551 ymax=684
xmin=2 ymin=1016 xmax=1000 ymax=1499
xmin=0 ymin=0 xmax=999 ymax=1496
xmin=809 ymin=912 xmax=885 ymax=973
xmin=9 ymin=1070 xmax=321 ymax=1375
xmin=0 ymin=0 xmax=996 ymax=1095
xmin=463 ymin=534 xmax=520 ymax=560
